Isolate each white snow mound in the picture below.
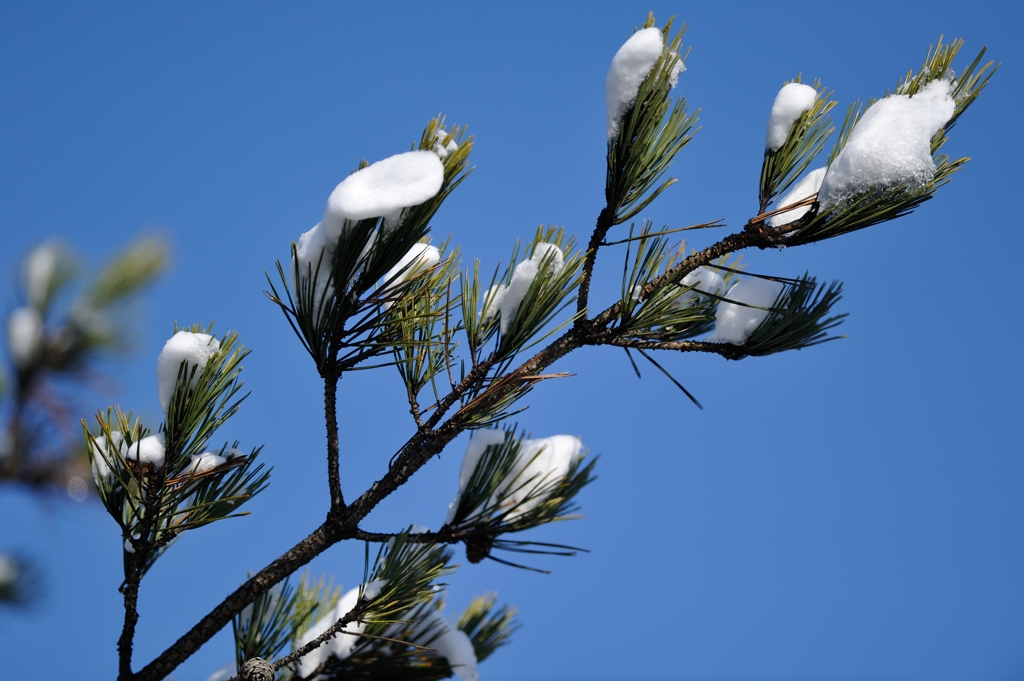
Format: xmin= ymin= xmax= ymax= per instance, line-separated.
xmin=482 ymin=242 xmax=565 ymax=335
xmin=295 ymin=586 xmax=365 ymax=678
xmin=125 ymin=433 xmax=166 ymax=471
xmin=323 ymin=151 xmax=444 ymax=235
xmin=157 ymin=331 xmax=221 ymax=413
xmin=7 ymin=307 xmax=43 ymax=369
xmin=818 ymin=79 xmax=955 ymax=209
xmin=605 ymin=27 xmax=684 ymax=140
xmin=708 ymin=278 xmax=785 ymax=345
xmin=768 ymin=167 xmax=827 ymax=227
xmin=675 ymin=267 xmax=726 ymax=307
xmin=766 ymin=83 xmax=818 ymax=151
xmin=447 ymin=431 xmax=583 ymax=524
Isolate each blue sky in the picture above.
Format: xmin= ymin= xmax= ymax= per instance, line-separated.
xmin=1 ymin=2 xmax=1022 ymax=680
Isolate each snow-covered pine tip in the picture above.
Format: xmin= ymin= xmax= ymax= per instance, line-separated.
xmin=446 ymin=430 xmax=584 ymax=525
xmin=295 ymin=586 xmax=365 ymax=678
xmin=708 ymin=277 xmax=785 ymax=345
xmin=124 ymin=433 xmax=166 ymax=471
xmin=481 ymin=242 xmax=565 ymax=335
xmin=383 ymin=243 xmax=441 ymax=288
xmin=7 ymin=306 xmax=43 ymax=369
xmin=322 ymin=150 xmax=445 ymax=239
xmin=605 ymin=26 xmax=685 ymax=141
xmin=156 ymin=331 xmax=221 ymax=414
xmin=433 ymin=128 xmax=459 ymax=159
xmin=675 ymin=266 xmax=726 ymax=307
xmin=765 ymin=82 xmax=818 ymax=151
xmin=445 ymin=429 xmax=507 ymax=525
xmin=818 ymin=79 xmax=955 ymax=209
xmin=186 ymin=451 xmax=227 ymax=475
xmin=407 ymin=606 xmax=480 ymax=681
xmin=767 ymin=167 xmax=827 ymax=227
xmin=88 ymin=431 xmax=126 ymax=482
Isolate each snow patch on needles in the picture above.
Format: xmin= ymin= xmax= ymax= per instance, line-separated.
xmin=295 ymin=586 xmax=365 ymax=678
xmin=7 ymin=307 xmax=43 ymax=369
xmin=125 ymin=433 xmax=166 ymax=471
xmin=361 ymin=579 xmax=386 ymax=600
xmin=497 ymin=435 xmax=583 ymax=521
xmin=605 ymin=27 xmax=684 ymax=141
xmin=323 ymin=151 xmax=444 ymax=235
xmin=294 ymin=221 xmax=338 ymax=322
xmin=708 ymin=278 xmax=785 ymax=345
xmin=187 ymin=451 xmax=227 ymax=475
xmin=433 ymin=128 xmax=459 ymax=159
xmin=766 ymin=83 xmax=818 ymax=151
xmin=88 ymin=432 xmax=125 ymax=482
xmin=383 ymin=243 xmax=441 ymax=288
xmin=448 ymin=431 xmax=584 ymax=524
xmin=768 ymin=167 xmax=827 ymax=227
xmin=445 ymin=430 xmax=507 ymax=525
xmin=818 ymin=79 xmax=955 ymax=208
xmin=413 ymin=609 xmax=479 ymax=681
xmin=676 ymin=267 xmax=726 ymax=306
xmin=157 ymin=331 xmax=221 ymax=413
xmin=482 ymin=242 xmax=565 ymax=335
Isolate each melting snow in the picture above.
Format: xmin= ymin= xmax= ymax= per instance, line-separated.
xmin=708 ymin=278 xmax=785 ymax=344
xmin=818 ymin=79 xmax=955 ymax=208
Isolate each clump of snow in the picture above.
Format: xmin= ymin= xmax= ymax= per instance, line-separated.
xmin=433 ymin=128 xmax=459 ymax=159
xmin=323 ymin=151 xmax=445 ymax=239
xmin=674 ymin=267 xmax=726 ymax=307
xmin=447 ymin=431 xmax=583 ymax=524
xmin=157 ymin=331 xmax=221 ymax=414
xmin=7 ymin=307 xmax=43 ymax=369
xmin=818 ymin=79 xmax=955 ymax=209
xmin=767 ymin=167 xmax=827 ymax=227
xmin=445 ymin=429 xmax=507 ymax=525
xmin=125 ymin=433 xmax=166 ymax=471
xmin=361 ymin=579 xmax=386 ymax=600
xmin=708 ymin=278 xmax=785 ymax=345
xmin=204 ymin=662 xmax=236 ymax=681
xmin=223 ymin=447 xmax=247 ymax=459
xmin=123 ymin=533 xmax=140 ymax=554
xmin=383 ymin=243 xmax=441 ymax=287
xmin=413 ymin=609 xmax=479 ymax=681
xmin=482 ymin=243 xmax=565 ymax=335
xmin=606 ymin=27 xmax=685 ymax=140
xmin=187 ymin=451 xmax=227 ymax=475
xmin=295 ymin=586 xmax=366 ymax=678
xmin=0 ymin=554 xmax=19 ymax=586
xmin=24 ymin=241 xmax=62 ymax=310
xmin=88 ymin=431 xmax=125 ymax=482
xmin=294 ymin=221 xmax=337 ymax=321
xmin=765 ymin=83 xmax=818 ymax=151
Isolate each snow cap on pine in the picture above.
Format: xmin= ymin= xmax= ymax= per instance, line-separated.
xmin=606 ymin=26 xmax=685 ymax=140
xmin=708 ymin=278 xmax=785 ymax=345
xmin=156 ymin=331 xmax=221 ymax=414
xmin=323 ymin=151 xmax=444 ymax=240
xmin=818 ymin=79 xmax=955 ymax=208
xmin=765 ymin=82 xmax=818 ymax=151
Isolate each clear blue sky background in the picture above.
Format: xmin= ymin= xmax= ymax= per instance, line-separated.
xmin=1 ymin=2 xmax=1021 ymax=680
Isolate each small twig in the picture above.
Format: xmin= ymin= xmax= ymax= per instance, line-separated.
xmin=600 ymin=219 xmax=725 ymax=246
